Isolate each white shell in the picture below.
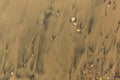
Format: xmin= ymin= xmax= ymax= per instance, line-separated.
xmin=76 ymin=29 xmax=81 ymax=32
xmin=91 ymin=64 xmax=94 ymax=67
xmin=11 ymin=72 xmax=14 ymax=75
xmin=71 ymin=17 xmax=76 ymax=22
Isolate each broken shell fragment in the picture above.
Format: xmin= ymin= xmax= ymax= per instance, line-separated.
xmin=56 ymin=9 xmax=60 ymax=16
xmin=76 ymin=29 xmax=81 ymax=32
xmin=73 ymin=22 xmax=77 ymax=26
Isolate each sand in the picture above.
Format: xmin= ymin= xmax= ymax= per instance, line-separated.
xmin=0 ymin=0 xmax=120 ymax=80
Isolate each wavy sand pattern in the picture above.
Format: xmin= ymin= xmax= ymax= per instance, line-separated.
xmin=0 ymin=0 xmax=120 ymax=80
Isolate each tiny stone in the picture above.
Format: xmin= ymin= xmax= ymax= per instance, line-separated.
xmin=106 ymin=76 xmax=110 ymax=79
xmin=11 ymin=72 xmax=14 ymax=75
xmin=56 ymin=13 xmax=60 ymax=16
xmin=82 ymin=70 xmax=87 ymax=74
xmin=76 ymin=29 xmax=81 ymax=32
xmin=108 ymin=1 xmax=111 ymax=7
xmin=56 ymin=9 xmax=60 ymax=16
xmin=91 ymin=64 xmax=94 ymax=68
xmin=108 ymin=5 xmax=110 ymax=7
xmin=73 ymin=22 xmax=77 ymax=26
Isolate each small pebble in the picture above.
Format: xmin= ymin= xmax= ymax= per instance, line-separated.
xmin=11 ymin=72 xmax=14 ymax=75
xmin=73 ymin=22 xmax=77 ymax=26
xmin=108 ymin=1 xmax=111 ymax=7
xmin=108 ymin=4 xmax=110 ymax=7
xmin=106 ymin=76 xmax=110 ymax=79
xmin=82 ymin=70 xmax=87 ymax=74
xmin=56 ymin=9 xmax=60 ymax=16
xmin=76 ymin=29 xmax=81 ymax=32
xmin=91 ymin=64 xmax=94 ymax=68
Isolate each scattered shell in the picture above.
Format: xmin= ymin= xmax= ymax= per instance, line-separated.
xmin=70 ymin=17 xmax=77 ymax=22
xmin=108 ymin=5 xmax=110 ymax=7
xmin=73 ymin=22 xmax=77 ymax=26
xmin=76 ymin=29 xmax=81 ymax=32
xmin=82 ymin=70 xmax=87 ymax=74
xmin=56 ymin=9 xmax=60 ymax=16
xmin=11 ymin=72 xmax=14 ymax=75
xmin=106 ymin=76 xmax=110 ymax=79
xmin=91 ymin=64 xmax=94 ymax=68
xmin=56 ymin=13 xmax=60 ymax=16
xmin=108 ymin=1 xmax=111 ymax=7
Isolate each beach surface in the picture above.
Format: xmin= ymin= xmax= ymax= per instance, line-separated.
xmin=0 ymin=0 xmax=120 ymax=80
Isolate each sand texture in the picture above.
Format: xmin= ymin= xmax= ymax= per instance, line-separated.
xmin=0 ymin=0 xmax=120 ymax=80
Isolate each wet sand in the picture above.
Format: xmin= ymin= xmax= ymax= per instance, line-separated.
xmin=0 ymin=0 xmax=120 ymax=80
